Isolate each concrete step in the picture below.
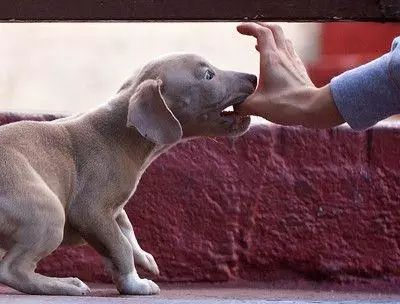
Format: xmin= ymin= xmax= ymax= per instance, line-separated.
xmin=0 ymin=283 xmax=399 ymax=304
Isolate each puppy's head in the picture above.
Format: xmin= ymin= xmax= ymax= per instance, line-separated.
xmin=124 ymin=54 xmax=256 ymax=145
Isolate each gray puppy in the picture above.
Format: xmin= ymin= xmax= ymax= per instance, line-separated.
xmin=0 ymin=54 xmax=256 ymax=296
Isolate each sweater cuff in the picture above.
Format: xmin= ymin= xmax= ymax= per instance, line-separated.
xmin=330 ymin=53 xmax=399 ymax=130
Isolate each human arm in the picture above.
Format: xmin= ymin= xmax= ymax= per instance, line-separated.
xmin=330 ymin=37 xmax=400 ymax=130
xmin=236 ymin=23 xmax=400 ymax=130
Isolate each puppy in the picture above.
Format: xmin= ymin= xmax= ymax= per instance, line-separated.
xmin=0 ymin=54 xmax=256 ymax=295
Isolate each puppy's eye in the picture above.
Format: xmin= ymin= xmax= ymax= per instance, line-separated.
xmin=204 ymin=69 xmax=215 ymax=80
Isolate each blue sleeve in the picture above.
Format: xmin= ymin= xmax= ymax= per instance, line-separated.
xmin=330 ymin=37 xmax=400 ymax=130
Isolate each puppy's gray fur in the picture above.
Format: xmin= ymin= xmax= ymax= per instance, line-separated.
xmin=0 ymin=54 xmax=256 ymax=295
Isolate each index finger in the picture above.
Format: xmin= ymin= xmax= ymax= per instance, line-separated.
xmin=237 ymin=23 xmax=277 ymax=53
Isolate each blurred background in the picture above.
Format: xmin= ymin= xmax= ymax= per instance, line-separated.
xmin=0 ymin=22 xmax=399 ymax=114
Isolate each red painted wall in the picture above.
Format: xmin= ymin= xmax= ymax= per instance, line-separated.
xmin=308 ymin=22 xmax=400 ymax=87
xmin=321 ymin=23 xmax=400 ymax=55
xmin=1 ymin=113 xmax=400 ymax=284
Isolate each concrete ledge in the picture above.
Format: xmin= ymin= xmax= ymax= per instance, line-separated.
xmin=1 ymin=112 xmax=400 ymax=284
xmin=0 ymin=282 xmax=400 ymax=303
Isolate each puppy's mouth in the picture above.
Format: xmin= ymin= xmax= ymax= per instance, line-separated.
xmin=217 ymin=94 xmax=251 ymax=134
xmin=219 ymin=95 xmax=247 ymax=116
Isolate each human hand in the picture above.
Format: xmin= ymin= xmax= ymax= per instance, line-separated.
xmin=236 ymin=23 xmax=344 ymax=128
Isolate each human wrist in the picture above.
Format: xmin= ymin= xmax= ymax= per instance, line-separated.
xmin=255 ymin=86 xmax=318 ymax=127
xmin=270 ymin=86 xmax=319 ymax=127
xmin=303 ymin=84 xmax=344 ymax=129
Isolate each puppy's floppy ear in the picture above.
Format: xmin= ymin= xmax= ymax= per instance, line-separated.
xmin=127 ymin=79 xmax=183 ymax=145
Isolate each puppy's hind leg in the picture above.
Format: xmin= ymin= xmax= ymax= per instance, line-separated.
xmin=0 ymin=192 xmax=89 ymax=295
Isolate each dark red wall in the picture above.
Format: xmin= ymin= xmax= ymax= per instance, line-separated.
xmin=1 ymin=113 xmax=400 ymax=284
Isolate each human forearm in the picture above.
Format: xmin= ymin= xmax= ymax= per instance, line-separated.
xmin=330 ymin=41 xmax=400 ymax=130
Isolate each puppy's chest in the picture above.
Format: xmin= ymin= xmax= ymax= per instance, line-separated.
xmin=106 ymin=152 xmax=159 ymax=207
xmin=74 ymin=147 xmax=159 ymax=210
xmin=99 ymin=164 xmax=148 ymax=210
xmin=108 ymin=174 xmax=141 ymax=207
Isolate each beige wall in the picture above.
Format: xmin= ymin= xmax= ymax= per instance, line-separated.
xmin=0 ymin=23 xmax=320 ymax=113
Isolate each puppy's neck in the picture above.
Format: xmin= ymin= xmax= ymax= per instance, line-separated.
xmin=71 ymin=95 xmax=170 ymax=168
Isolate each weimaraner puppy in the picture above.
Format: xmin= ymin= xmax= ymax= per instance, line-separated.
xmin=0 ymin=54 xmax=256 ymax=296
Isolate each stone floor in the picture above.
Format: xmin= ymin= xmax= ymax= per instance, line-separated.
xmin=0 ymin=282 xmax=400 ymax=304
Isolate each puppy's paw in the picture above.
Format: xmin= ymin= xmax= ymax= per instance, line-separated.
xmin=118 ymin=277 xmax=160 ymax=295
xmin=60 ymin=277 xmax=90 ymax=291
xmin=135 ymin=251 xmax=160 ymax=275
xmin=55 ymin=278 xmax=90 ymax=296
xmin=74 ymin=284 xmax=91 ymax=296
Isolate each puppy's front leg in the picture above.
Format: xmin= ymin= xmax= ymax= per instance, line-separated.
xmin=116 ymin=210 xmax=160 ymax=275
xmin=77 ymin=212 xmax=159 ymax=295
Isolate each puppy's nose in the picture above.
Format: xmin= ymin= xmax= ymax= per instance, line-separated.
xmin=245 ymin=73 xmax=258 ymax=87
